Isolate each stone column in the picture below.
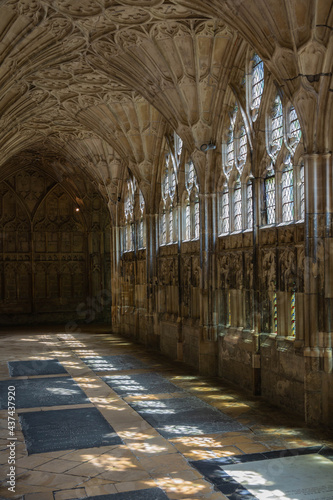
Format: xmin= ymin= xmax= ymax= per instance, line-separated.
xmin=252 ymin=175 xmax=261 ymax=395
xmin=303 ymin=153 xmax=332 ymax=425
xmin=199 ymin=191 xmax=218 ymax=375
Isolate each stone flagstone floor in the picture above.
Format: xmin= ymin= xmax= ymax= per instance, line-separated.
xmin=0 ymin=325 xmax=332 ymax=500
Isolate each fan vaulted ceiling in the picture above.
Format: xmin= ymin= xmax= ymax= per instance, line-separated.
xmin=0 ymin=0 xmax=332 ymax=208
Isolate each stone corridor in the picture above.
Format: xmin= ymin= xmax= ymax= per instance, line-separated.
xmin=0 ymin=327 xmax=332 ymax=500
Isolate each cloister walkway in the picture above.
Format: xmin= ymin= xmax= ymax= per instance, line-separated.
xmin=0 ymin=326 xmax=332 ymax=500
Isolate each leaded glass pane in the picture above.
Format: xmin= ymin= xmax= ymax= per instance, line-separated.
xmin=282 ymin=164 xmax=294 ymax=222
xmin=252 ymin=53 xmax=264 ymax=111
xmin=194 ymin=200 xmax=200 ymax=240
xmin=300 ymin=163 xmax=305 ymax=220
xmin=265 ymin=176 xmax=276 ymax=225
xmin=234 ymin=182 xmax=242 ymax=231
xmin=161 ymin=212 xmax=166 ymax=245
xmin=238 ymin=126 xmax=247 ymax=168
xmin=168 ymin=208 xmax=173 ymax=243
xmin=185 ymin=204 xmax=191 ymax=240
xmin=271 ymin=95 xmax=283 ymax=154
xmin=138 ymin=219 xmax=144 ymax=249
xmin=247 ymin=181 xmax=253 ymax=229
xmin=227 ymin=127 xmax=234 ymax=166
xmin=289 ymin=106 xmax=302 ymax=148
xmin=221 ymin=189 xmax=230 ymax=234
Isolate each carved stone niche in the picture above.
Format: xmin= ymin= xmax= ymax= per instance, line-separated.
xmin=278 ymin=226 xmax=295 ymax=244
xmin=261 ymin=249 xmax=276 ymax=292
xmin=279 ymin=248 xmax=297 ymax=292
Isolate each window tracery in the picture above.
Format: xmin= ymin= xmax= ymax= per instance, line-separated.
xmin=123 ymin=179 xmax=135 ymax=252
xmin=233 ymin=180 xmax=242 ymax=231
xmin=264 ymin=173 xmax=276 ymax=225
xmin=246 ymin=180 xmax=253 ymax=229
xmin=220 ymin=187 xmax=230 ymax=234
xmin=251 ymin=53 xmax=264 ymax=120
xmin=281 ymin=158 xmax=294 ymax=223
xmin=183 ymin=160 xmax=199 ymax=241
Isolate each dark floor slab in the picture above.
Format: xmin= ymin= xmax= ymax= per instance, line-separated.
xmin=19 ymin=407 xmax=123 ymax=454
xmin=0 ymin=377 xmax=89 ymax=409
xmin=102 ymin=373 xmax=183 ymax=396
xmin=8 ymin=359 xmax=67 ymax=377
xmin=78 ymin=488 xmax=169 ymax=500
xmin=81 ymin=355 xmax=147 ymax=372
xmin=190 ymin=447 xmax=333 ymax=499
xmin=128 ymin=396 xmax=246 ymax=438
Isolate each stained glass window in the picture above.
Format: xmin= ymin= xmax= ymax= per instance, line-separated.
xmin=247 ymin=180 xmax=253 ymax=229
xmin=282 ymin=162 xmax=294 ymax=223
xmin=271 ymin=94 xmax=283 ymax=156
xmin=264 ymin=174 xmax=276 ymax=225
xmin=234 ymin=182 xmax=242 ymax=231
xmin=221 ymin=188 xmax=230 ymax=234
xmin=300 ymin=162 xmax=305 ymax=220
xmin=252 ymin=53 xmax=264 ymax=112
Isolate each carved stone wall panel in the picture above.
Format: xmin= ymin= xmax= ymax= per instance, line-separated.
xmin=0 ymin=168 xmax=111 ymax=323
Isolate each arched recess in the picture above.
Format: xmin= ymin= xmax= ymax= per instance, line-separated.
xmin=0 ymin=182 xmax=32 ymax=315
xmin=32 ymin=184 xmax=88 ymax=315
xmin=0 ymin=166 xmax=111 ymax=325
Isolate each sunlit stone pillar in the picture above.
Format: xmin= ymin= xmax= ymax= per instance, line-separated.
xmin=324 ymin=152 xmax=333 ymax=373
xmin=110 ymin=222 xmax=121 ymax=333
xmin=303 ymin=153 xmax=331 ymax=424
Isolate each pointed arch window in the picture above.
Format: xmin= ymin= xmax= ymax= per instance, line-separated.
xmin=194 ymin=195 xmax=200 ymax=240
xmin=234 ymin=181 xmax=242 ymax=231
xmin=138 ymin=190 xmax=146 ymax=249
xmin=221 ymin=188 xmax=230 ymax=234
xmin=300 ymin=162 xmax=305 ymax=220
xmin=124 ymin=179 xmax=135 ymax=252
xmin=271 ymin=94 xmax=283 ymax=156
xmin=282 ymin=159 xmax=294 ymax=223
xmin=264 ymin=173 xmax=276 ymax=225
xmin=183 ymin=160 xmax=200 ymax=241
xmin=251 ymin=53 xmax=264 ymax=114
xmin=160 ymin=149 xmax=178 ymax=246
xmin=238 ymin=125 xmax=247 ymax=169
xmin=288 ymin=105 xmax=302 ymax=150
xmin=227 ymin=127 xmax=234 ymax=167
xmin=246 ymin=180 xmax=253 ymax=229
